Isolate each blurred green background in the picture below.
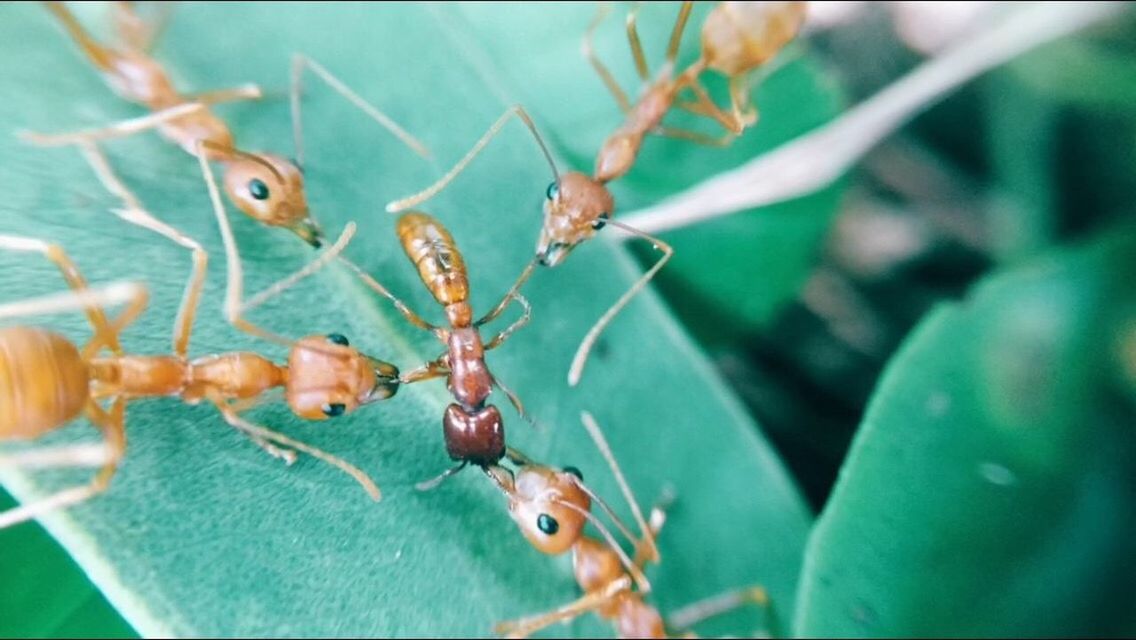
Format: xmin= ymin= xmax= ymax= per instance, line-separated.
xmin=2 ymin=2 xmax=1135 ymax=638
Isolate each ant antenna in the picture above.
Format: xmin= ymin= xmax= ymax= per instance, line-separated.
xmin=386 ymin=105 xmax=560 ymax=213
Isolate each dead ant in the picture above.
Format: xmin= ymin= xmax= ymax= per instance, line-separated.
xmin=488 ymin=411 xmax=774 ymax=639
xmin=333 ymin=211 xmax=534 ymax=490
xmin=21 ymin=1 xmax=429 ymax=248
xmin=386 ymin=2 xmax=806 ymax=386
xmin=0 ymin=217 xmax=400 ymax=528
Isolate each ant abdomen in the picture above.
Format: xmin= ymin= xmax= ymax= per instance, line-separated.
xmin=701 ymin=1 xmax=807 ymax=77
xmin=0 ymin=327 xmax=88 ymax=439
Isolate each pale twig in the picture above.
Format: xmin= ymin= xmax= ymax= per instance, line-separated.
xmin=619 ymin=1 xmax=1127 ymax=235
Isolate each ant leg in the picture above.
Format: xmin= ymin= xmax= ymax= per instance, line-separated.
xmin=386 ymin=104 xmax=560 ymax=213
xmin=18 ymin=102 xmax=207 ymax=148
xmin=44 ymin=1 xmax=117 ymax=70
xmin=676 ymin=79 xmax=751 ymax=134
xmin=651 ymin=124 xmax=736 ymax=147
xmin=494 ymin=576 xmax=633 ymax=639
xmin=290 ymin=53 xmax=429 ymax=167
xmin=0 ymin=397 xmax=126 ymax=530
xmin=0 ymin=281 xmax=141 ymax=324
xmin=483 ymin=294 xmax=531 ymax=351
xmin=180 ymin=84 xmax=263 ymax=106
xmin=78 ymin=141 xmax=206 ymax=357
xmin=475 ymin=257 xmax=538 ymax=328
xmin=0 ymin=442 xmax=113 ymax=469
xmin=208 ymin=396 xmax=297 ymax=466
xmin=625 ymin=2 xmax=651 ymax=81
xmin=491 ymin=374 xmax=538 ymax=430
xmin=338 ymin=256 xmax=440 ymax=334
xmin=664 ymin=2 xmax=694 ymax=68
xmin=728 ymin=74 xmax=760 ymax=130
xmin=666 ymin=586 xmax=774 ymax=637
xmin=207 ymin=391 xmax=381 ymax=501
xmin=633 ymin=487 xmax=675 ymax=569
xmin=414 ymin=462 xmax=467 ymax=492
xmin=503 ymin=447 xmax=537 ymax=467
xmin=0 ymin=234 xmax=125 ymax=354
xmin=111 ymin=0 xmax=176 ymax=53
xmin=399 ymin=353 xmax=450 ymax=385
xmin=583 ymin=3 xmax=631 ymax=113
xmin=567 ymin=220 xmax=673 ymax=387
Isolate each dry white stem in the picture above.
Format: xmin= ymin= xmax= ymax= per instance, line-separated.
xmin=619 ymin=1 xmax=1128 ymax=236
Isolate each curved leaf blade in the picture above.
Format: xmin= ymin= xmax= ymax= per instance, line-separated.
xmin=795 ymin=226 xmax=1136 ymax=637
xmin=0 ymin=3 xmax=812 ymax=637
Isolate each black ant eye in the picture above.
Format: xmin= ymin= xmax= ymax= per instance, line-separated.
xmin=546 ymin=181 xmax=559 ymax=200
xmin=326 ymin=333 xmax=349 ymax=346
xmin=322 ymin=403 xmax=346 ymax=417
xmin=537 ymin=513 xmax=559 ymax=536
xmin=592 ymin=212 xmax=609 ymax=230
xmin=248 ymin=178 xmax=270 ymax=200
xmin=563 ymin=466 xmax=584 ymax=481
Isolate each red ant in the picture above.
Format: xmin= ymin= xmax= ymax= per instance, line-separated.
xmin=386 ymin=2 xmax=806 ymax=387
xmin=334 ymin=211 xmax=535 ymax=489
xmin=0 ymin=220 xmax=398 ymax=528
xmin=22 ymin=1 xmax=429 ymax=248
xmin=490 ymin=411 xmax=774 ymax=638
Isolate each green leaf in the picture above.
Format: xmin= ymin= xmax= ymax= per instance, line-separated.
xmin=1007 ymin=37 xmax=1136 ymax=113
xmin=984 ymin=68 xmax=1060 ymax=261
xmin=0 ymin=3 xmax=811 ymax=637
xmin=454 ymin=2 xmax=846 ymax=347
xmin=0 ymin=489 xmax=134 ymax=638
xmin=794 ymin=225 xmax=1136 ymax=637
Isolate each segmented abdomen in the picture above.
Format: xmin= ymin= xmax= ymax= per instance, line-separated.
xmin=0 ymin=327 xmax=88 ymax=439
xmin=397 ymin=212 xmax=470 ymax=307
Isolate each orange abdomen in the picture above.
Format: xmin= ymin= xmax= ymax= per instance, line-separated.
xmin=397 ymin=212 xmax=470 ymax=307
xmin=0 ymin=327 xmax=89 ymax=439
xmin=701 ymin=1 xmax=806 ymax=76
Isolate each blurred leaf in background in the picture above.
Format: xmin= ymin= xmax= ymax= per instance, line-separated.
xmin=795 ymin=225 xmax=1136 ymax=637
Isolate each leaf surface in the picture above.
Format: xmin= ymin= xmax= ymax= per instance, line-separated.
xmin=0 ymin=3 xmax=817 ymax=637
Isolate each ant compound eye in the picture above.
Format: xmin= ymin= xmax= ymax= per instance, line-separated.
xmin=326 ymin=333 xmax=349 ymax=346
xmin=563 ymin=466 xmax=584 ymax=481
xmin=248 ymin=178 xmax=270 ymax=201
xmin=322 ymin=403 xmax=347 ymax=417
xmin=546 ymin=181 xmax=559 ymax=200
xmin=592 ymin=212 xmax=609 ymax=230
xmin=537 ymin=513 xmax=560 ymax=536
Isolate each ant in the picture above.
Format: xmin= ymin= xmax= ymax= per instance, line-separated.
xmin=0 ymin=207 xmax=401 ymax=528
xmin=334 ymin=211 xmax=534 ymax=490
xmin=23 ymin=0 xmax=432 ymax=349
xmin=21 ymin=1 xmax=429 ymax=248
xmin=489 ymin=411 xmax=774 ymax=639
xmin=386 ymin=2 xmax=806 ymax=386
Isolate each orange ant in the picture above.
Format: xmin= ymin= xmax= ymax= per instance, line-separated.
xmin=21 ymin=1 xmax=429 ymax=248
xmin=488 ymin=411 xmax=773 ymax=639
xmin=332 ymin=211 xmax=535 ymax=490
xmin=386 ymin=2 xmax=806 ymax=386
xmin=0 ymin=208 xmax=401 ymax=528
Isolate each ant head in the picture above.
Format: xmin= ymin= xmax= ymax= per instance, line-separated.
xmin=286 ymin=333 xmax=399 ymax=420
xmin=222 ymin=152 xmax=323 ymax=247
xmin=504 ymin=464 xmax=591 ymax=555
xmin=700 ymin=1 xmax=806 ymax=76
xmin=538 ymin=171 xmax=614 ymax=267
